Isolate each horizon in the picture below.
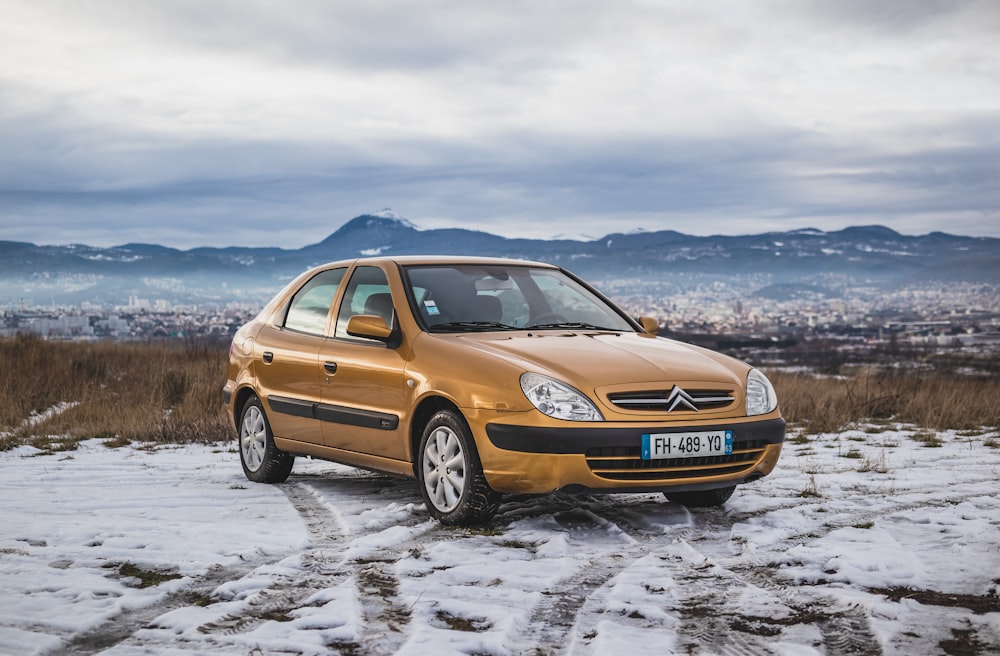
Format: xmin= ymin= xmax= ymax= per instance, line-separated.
xmin=3 ymin=213 xmax=998 ymax=252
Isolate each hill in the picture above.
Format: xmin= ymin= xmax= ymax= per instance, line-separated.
xmin=1 ymin=214 xmax=998 ymax=305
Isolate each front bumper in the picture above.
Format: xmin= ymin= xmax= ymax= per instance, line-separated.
xmin=478 ymin=416 xmax=785 ymax=495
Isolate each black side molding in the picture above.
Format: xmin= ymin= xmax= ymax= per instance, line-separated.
xmin=267 ymin=395 xmax=399 ymax=431
xmin=268 ymin=396 xmax=314 ymax=419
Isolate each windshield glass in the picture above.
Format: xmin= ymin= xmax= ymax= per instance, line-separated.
xmin=403 ymin=264 xmax=636 ymax=333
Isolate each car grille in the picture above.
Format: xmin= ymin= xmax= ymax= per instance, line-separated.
xmin=606 ymin=389 xmax=735 ymax=412
xmin=585 ymin=440 xmax=767 ymax=481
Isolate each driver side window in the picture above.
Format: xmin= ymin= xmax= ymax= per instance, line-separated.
xmin=334 ymin=266 xmax=394 ymax=343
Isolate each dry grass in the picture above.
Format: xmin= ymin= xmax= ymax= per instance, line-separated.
xmin=1 ymin=334 xmax=230 ymax=450
xmin=769 ymin=367 xmax=1000 ymax=433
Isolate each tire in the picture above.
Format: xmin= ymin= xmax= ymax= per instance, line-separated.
xmin=238 ymin=394 xmax=294 ymax=484
xmin=417 ymin=410 xmax=501 ymax=525
xmin=665 ymin=486 xmax=736 ymax=508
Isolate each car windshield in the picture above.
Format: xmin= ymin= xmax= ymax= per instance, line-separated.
xmin=403 ymin=264 xmax=636 ymax=333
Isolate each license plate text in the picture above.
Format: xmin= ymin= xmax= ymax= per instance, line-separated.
xmin=641 ymin=430 xmax=733 ymax=460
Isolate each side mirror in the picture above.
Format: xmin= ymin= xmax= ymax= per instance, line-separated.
xmin=346 ymin=314 xmax=394 ymax=342
xmin=638 ymin=316 xmax=660 ymax=336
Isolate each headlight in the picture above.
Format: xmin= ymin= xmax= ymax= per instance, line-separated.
xmin=520 ymin=373 xmax=604 ymax=422
xmin=746 ymin=369 xmax=778 ymax=416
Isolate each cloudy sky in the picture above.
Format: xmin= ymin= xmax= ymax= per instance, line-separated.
xmin=1 ymin=0 xmax=998 ymax=249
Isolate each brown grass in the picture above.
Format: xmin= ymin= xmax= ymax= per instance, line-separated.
xmin=0 ymin=334 xmax=230 ymax=450
xmin=769 ymin=367 xmax=1000 ymax=433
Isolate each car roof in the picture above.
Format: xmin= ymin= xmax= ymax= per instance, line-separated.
xmin=316 ymin=255 xmax=558 ymax=269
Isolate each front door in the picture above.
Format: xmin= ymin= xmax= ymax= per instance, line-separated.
xmin=319 ymin=265 xmax=411 ymax=462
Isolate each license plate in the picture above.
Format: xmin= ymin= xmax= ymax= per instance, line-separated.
xmin=641 ymin=430 xmax=733 ymax=460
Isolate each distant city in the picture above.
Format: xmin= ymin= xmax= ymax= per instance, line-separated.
xmin=4 ymin=276 xmax=998 ymax=355
xmin=604 ymin=276 xmax=1000 ymax=349
xmin=0 ymin=298 xmax=257 ymax=343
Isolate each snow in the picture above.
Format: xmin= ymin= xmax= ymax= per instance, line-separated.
xmin=371 ymin=209 xmax=418 ymax=230
xmin=2 ymin=425 xmax=999 ymax=655
xmin=16 ymin=402 xmax=81 ymax=431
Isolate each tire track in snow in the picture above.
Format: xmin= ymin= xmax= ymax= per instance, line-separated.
xmin=605 ymin=505 xmax=791 ymax=656
xmin=523 ymin=549 xmax=645 ymax=654
xmin=510 ymin=499 xmax=679 ymax=654
xmin=655 ymin=505 xmax=885 ymax=656
xmin=510 ymin=497 xmax=776 ymax=654
xmin=332 ymin=480 xmax=994 ymax=655
xmin=660 ymin=528 xmax=883 ymax=656
xmin=44 ymin=477 xmax=357 ymax=655
xmin=47 ymin=562 xmax=268 ymax=656
xmin=508 ymin=499 xmax=770 ymax=655
xmin=718 ymin=487 xmax=998 ymax=656
xmin=515 ymin=496 xmax=892 ymax=656
xmin=194 ymin=481 xmax=352 ymax=637
xmin=352 ymin=558 xmax=413 ymax=655
xmin=204 ymin=478 xmax=441 ymax=655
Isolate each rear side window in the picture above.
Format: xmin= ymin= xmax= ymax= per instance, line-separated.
xmin=283 ymin=268 xmax=346 ymax=335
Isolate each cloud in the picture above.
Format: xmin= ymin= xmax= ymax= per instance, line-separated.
xmin=0 ymin=0 xmax=998 ymax=247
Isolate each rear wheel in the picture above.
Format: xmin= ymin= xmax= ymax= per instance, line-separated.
xmin=665 ymin=486 xmax=736 ymax=508
xmin=239 ymin=395 xmax=294 ymax=483
xmin=418 ymin=410 xmax=500 ymax=525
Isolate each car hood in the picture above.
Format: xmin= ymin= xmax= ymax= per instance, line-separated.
xmin=451 ymin=331 xmax=747 ymax=389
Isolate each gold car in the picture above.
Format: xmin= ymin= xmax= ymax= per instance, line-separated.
xmin=224 ymin=256 xmax=784 ymax=525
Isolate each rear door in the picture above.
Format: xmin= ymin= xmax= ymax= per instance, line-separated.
xmin=255 ymin=267 xmax=345 ymax=444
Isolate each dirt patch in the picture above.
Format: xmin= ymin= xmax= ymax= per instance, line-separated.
xmin=940 ymin=626 xmax=991 ymax=656
xmin=872 ymin=587 xmax=1000 ymax=615
xmin=433 ymin=610 xmax=492 ymax=632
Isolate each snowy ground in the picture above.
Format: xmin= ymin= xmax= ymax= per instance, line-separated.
xmin=2 ymin=424 xmax=999 ymax=656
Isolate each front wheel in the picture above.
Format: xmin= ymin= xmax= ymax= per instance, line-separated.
xmin=239 ymin=394 xmax=294 ymax=484
xmin=418 ymin=410 xmax=500 ymax=525
xmin=665 ymin=486 xmax=736 ymax=508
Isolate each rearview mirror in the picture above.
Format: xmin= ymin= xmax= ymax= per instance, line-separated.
xmin=638 ymin=316 xmax=660 ymax=335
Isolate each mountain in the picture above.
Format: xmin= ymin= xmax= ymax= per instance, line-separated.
xmin=1 ymin=215 xmax=998 ymax=306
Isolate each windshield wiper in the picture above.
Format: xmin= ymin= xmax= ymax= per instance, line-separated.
xmin=431 ymin=321 xmax=519 ymax=332
xmin=524 ymin=321 xmax=621 ymax=331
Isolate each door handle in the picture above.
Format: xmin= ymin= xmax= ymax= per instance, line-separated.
xmin=262 ymin=351 xmax=274 ymax=364
xmin=323 ymin=361 xmax=338 ymax=375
